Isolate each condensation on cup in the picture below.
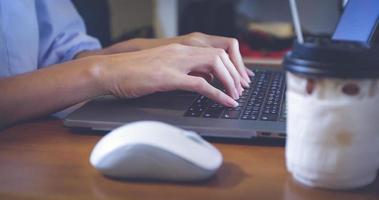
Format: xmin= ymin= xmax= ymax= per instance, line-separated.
xmin=283 ymin=38 xmax=379 ymax=190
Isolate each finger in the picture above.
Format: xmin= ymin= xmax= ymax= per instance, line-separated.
xmin=246 ymin=68 xmax=255 ymax=76
xmin=204 ymin=35 xmax=252 ymax=83
xmin=188 ymin=72 xmax=214 ymax=83
xmin=184 ymin=54 xmax=239 ymax=99
xmin=181 ymin=34 xmax=248 ymax=84
xmin=180 ymin=46 xmax=245 ymax=93
xmin=208 ymin=55 xmax=239 ymax=99
xmin=224 ymin=39 xmax=252 ymax=83
xmin=217 ymin=49 xmax=246 ymax=94
xmin=180 ymin=75 xmax=238 ymax=107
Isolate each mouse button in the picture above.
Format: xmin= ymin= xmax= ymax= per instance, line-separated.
xmin=97 ymin=124 xmax=138 ymax=146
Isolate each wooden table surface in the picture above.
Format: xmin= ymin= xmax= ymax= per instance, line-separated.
xmin=0 ymin=119 xmax=378 ymax=200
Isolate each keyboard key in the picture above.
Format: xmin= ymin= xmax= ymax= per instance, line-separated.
xmin=250 ymin=115 xmax=258 ymax=120
xmin=241 ymin=115 xmax=249 ymax=120
xmin=260 ymin=114 xmax=278 ymax=121
xmin=184 ymin=111 xmax=202 ymax=117
xmin=222 ymin=111 xmax=241 ymax=119
xmin=203 ymin=108 xmax=223 ymax=118
xmin=184 ymin=70 xmax=286 ymax=121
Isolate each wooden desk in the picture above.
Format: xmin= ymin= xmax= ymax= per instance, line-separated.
xmin=0 ymin=119 xmax=378 ymax=200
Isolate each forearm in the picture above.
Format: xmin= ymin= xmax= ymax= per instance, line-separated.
xmin=75 ymin=39 xmax=144 ymax=58
xmin=0 ymin=56 xmax=105 ymax=128
xmin=76 ymin=38 xmax=176 ymax=59
xmin=124 ymin=38 xmax=175 ymax=51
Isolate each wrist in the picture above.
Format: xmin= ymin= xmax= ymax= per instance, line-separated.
xmin=124 ymin=38 xmax=162 ymax=51
xmin=102 ymin=39 xmax=146 ymax=54
xmin=75 ymin=49 xmax=106 ymax=59
xmin=85 ymin=55 xmax=111 ymax=96
xmin=127 ymin=38 xmax=176 ymax=50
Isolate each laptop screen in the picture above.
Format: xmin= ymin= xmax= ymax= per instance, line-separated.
xmin=332 ymin=0 xmax=379 ymax=45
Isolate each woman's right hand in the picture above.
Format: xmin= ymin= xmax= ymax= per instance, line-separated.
xmin=92 ymin=44 xmax=244 ymax=107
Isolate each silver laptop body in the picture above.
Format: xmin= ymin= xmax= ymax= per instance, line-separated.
xmin=64 ymin=65 xmax=286 ymax=139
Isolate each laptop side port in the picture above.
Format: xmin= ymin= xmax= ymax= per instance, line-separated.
xmin=258 ymin=132 xmax=272 ymax=137
xmin=258 ymin=132 xmax=286 ymax=139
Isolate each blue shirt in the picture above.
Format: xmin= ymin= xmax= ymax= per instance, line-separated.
xmin=0 ymin=0 xmax=101 ymax=78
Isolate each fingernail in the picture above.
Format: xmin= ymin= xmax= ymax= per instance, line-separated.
xmin=238 ymin=85 xmax=243 ymax=95
xmin=234 ymin=90 xmax=240 ymax=99
xmin=247 ymin=68 xmax=255 ymax=76
xmin=231 ymin=90 xmax=238 ymax=99
xmin=242 ymin=79 xmax=250 ymax=88
xmin=246 ymin=76 xmax=252 ymax=83
xmin=227 ymin=97 xmax=239 ymax=107
xmin=236 ymin=84 xmax=242 ymax=95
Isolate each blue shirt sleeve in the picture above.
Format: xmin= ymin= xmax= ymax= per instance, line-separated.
xmin=35 ymin=0 xmax=102 ymax=68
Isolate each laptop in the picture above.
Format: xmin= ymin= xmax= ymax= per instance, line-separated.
xmin=64 ymin=65 xmax=287 ymax=139
xmin=65 ymin=0 xmax=378 ymax=139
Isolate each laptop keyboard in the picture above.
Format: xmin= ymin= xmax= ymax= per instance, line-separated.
xmin=184 ymin=69 xmax=286 ymax=122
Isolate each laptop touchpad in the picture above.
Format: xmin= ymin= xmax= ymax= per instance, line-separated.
xmin=95 ymin=91 xmax=198 ymax=110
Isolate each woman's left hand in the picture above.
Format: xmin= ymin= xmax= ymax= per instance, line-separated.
xmin=77 ymin=32 xmax=254 ymax=87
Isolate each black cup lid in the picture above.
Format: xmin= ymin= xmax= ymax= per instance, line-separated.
xmin=283 ymin=37 xmax=379 ymax=79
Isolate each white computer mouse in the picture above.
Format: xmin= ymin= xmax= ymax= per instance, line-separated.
xmin=90 ymin=121 xmax=223 ymax=181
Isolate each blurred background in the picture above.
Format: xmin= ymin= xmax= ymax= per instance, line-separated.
xmin=73 ymin=0 xmax=344 ymax=64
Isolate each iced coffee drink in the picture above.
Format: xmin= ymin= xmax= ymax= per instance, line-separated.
xmin=284 ymin=39 xmax=379 ymax=189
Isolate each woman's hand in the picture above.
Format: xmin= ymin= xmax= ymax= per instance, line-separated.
xmin=0 ymin=39 xmax=246 ymax=127
xmin=171 ymin=32 xmax=254 ymax=86
xmin=93 ymin=44 xmax=243 ymax=107
xmin=84 ymin=32 xmax=254 ymax=88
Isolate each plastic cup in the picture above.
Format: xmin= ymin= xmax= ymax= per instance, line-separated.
xmin=283 ymin=38 xmax=379 ymax=189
